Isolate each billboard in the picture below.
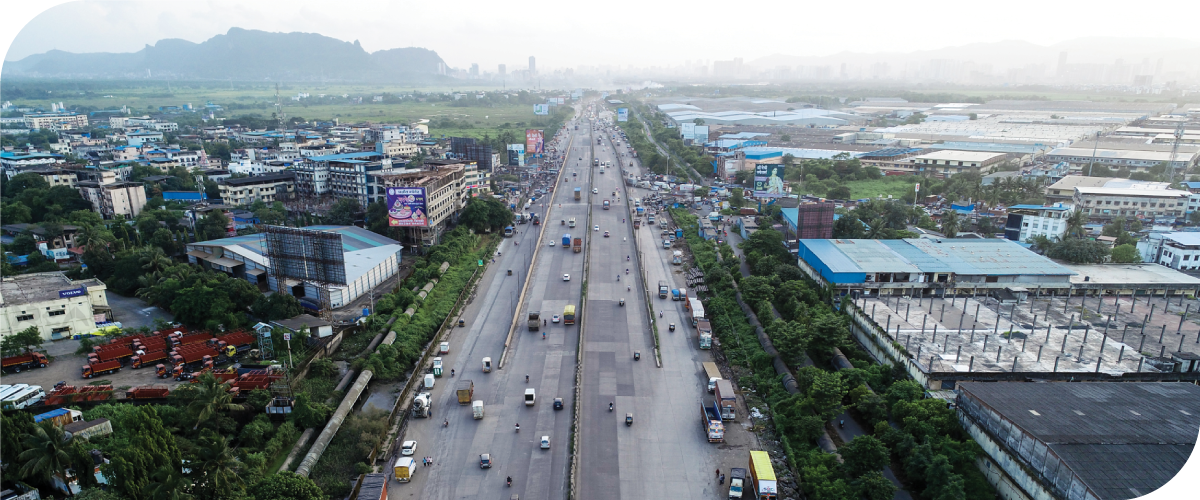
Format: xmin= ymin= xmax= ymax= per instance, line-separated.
xmin=534 ymin=104 xmax=550 ymax=115
xmin=617 ymin=108 xmax=629 ymax=122
xmin=694 ymin=125 xmax=709 ymax=143
xmin=680 ymin=122 xmax=695 ymax=141
xmin=386 ymin=187 xmax=429 ymax=227
xmin=525 ymin=129 xmax=544 ymax=154
xmin=507 ymin=144 xmax=525 ymax=166
xmin=754 ymin=164 xmax=787 ymax=198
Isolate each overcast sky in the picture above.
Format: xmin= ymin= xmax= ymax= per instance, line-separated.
xmin=4 ymin=0 xmax=1198 ymax=71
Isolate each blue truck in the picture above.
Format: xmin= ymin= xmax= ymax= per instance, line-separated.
xmin=563 ymin=234 xmax=571 ymax=247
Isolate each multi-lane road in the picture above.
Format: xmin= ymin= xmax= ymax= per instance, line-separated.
xmin=392 ymin=101 xmax=755 ymax=499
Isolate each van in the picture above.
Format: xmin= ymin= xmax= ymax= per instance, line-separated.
xmin=423 ymin=374 xmax=435 ymax=389
xmin=393 ymin=456 xmax=415 ymax=482
xmin=524 ymin=388 xmax=536 ymax=406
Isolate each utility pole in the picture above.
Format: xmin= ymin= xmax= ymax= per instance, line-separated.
xmin=1168 ymin=123 xmax=1185 ymax=183
xmin=1087 ymin=132 xmax=1100 ymax=177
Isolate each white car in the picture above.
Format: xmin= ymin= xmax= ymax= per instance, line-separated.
xmin=592 ymin=188 xmax=599 ymax=194
xmin=540 ymin=436 xmax=551 ymax=449
xmin=402 ymin=440 xmax=417 ymax=456
xmin=563 ymin=274 xmax=571 ymax=281
xmin=549 ymin=240 xmax=555 ymax=247
xmin=593 ymin=225 xmax=599 ymax=231
xmin=552 ymin=314 xmax=561 ymax=323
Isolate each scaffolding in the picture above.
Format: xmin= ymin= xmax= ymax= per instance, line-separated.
xmin=263 ymin=226 xmax=347 ymax=321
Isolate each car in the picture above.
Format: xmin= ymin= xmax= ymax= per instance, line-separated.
xmin=439 ymin=342 xmax=449 ymax=354
xmin=549 ymin=240 xmax=555 ymax=247
xmin=592 ymin=188 xmax=599 ymax=194
xmin=593 ymin=225 xmax=599 ymax=231
xmin=540 ymin=436 xmax=551 ymax=449
xmin=554 ymin=397 xmax=564 ymax=410
xmin=604 ymin=231 xmax=610 ymax=237
xmin=563 ymin=274 xmax=571 ymax=281
xmin=552 ymin=315 xmax=561 ymax=323
xmin=401 ymin=440 xmax=417 ymax=456
xmin=479 ymin=453 xmax=492 ymax=468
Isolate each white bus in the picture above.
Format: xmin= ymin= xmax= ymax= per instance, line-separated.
xmin=0 ymin=384 xmax=29 ymax=401
xmin=1 ymin=385 xmax=45 ymax=410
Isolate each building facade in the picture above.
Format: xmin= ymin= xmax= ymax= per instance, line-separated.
xmin=1072 ymin=186 xmax=1189 ymax=222
xmin=1003 ymin=204 xmax=1071 ymax=242
xmin=77 ymin=171 xmax=147 ymax=220
xmin=217 ymin=172 xmax=296 ymax=206
xmin=371 ymin=164 xmax=466 ymax=247
xmin=0 ymin=272 xmax=110 ymax=341
xmin=24 ymin=112 xmax=88 ymax=130
xmin=907 ymin=150 xmax=1008 ymax=178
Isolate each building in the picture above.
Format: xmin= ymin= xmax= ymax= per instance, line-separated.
xmin=294 ymin=151 xmax=385 ymax=201
xmin=1073 ymin=186 xmax=1189 ymax=222
xmin=77 ymin=171 xmax=148 ymax=220
xmin=1003 ymin=204 xmax=1072 ymax=242
xmin=1 ymin=151 xmax=65 ymax=177
xmin=907 ymin=150 xmax=1008 ymax=178
xmin=781 ymin=203 xmax=834 ymax=240
xmin=217 ymin=172 xmax=296 ymax=206
xmin=956 ymin=382 xmax=1200 ymax=500
xmin=126 ymin=130 xmax=164 ymax=146
xmin=26 ymin=167 xmax=79 ymax=189
xmin=1046 ymin=147 xmax=1199 ymax=172
xmin=424 ymin=158 xmax=489 ymax=196
xmin=797 ymin=238 xmax=1075 ymax=291
xmin=1137 ymin=232 xmax=1200 ymax=271
xmin=370 ymin=164 xmax=466 ymax=247
xmin=63 ymin=418 xmax=113 ymax=440
xmin=0 ymin=272 xmax=110 ymax=341
xmin=24 ymin=112 xmax=88 ymax=130
xmin=856 ymin=148 xmax=925 ymax=174
xmin=184 ymin=226 xmax=402 ymax=309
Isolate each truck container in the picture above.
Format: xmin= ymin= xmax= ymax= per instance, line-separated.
xmin=748 ymin=451 xmax=778 ymax=500
xmin=672 ymin=250 xmax=683 ymax=265
xmin=658 ymin=281 xmax=669 ymax=298
xmin=34 ymin=408 xmax=84 ymax=427
xmin=456 ymin=380 xmax=474 ymax=405
xmin=573 ymin=238 xmax=582 ymax=252
xmin=2 ymin=352 xmax=49 ymax=373
xmin=562 ymin=234 xmax=571 ymax=247
xmin=728 ymin=467 xmax=748 ymax=499
xmin=412 ymin=392 xmax=432 ymax=418
xmin=636 ymin=206 xmax=645 ymax=216
xmin=689 ymin=299 xmax=706 ymax=326
xmin=170 ymin=345 xmax=220 ymax=369
xmin=528 ymin=311 xmax=541 ymax=331
xmin=356 ymin=473 xmax=388 ymax=500
xmin=703 ymin=361 xmax=722 ymax=393
xmin=393 ymin=456 xmax=415 ymax=482
xmin=671 ymin=289 xmax=682 ymax=301
xmin=697 ymin=320 xmax=713 ymax=349
xmin=701 ymin=401 xmax=726 ymax=442
xmin=82 ymin=360 xmax=121 ymax=378
xmin=172 ymin=332 xmax=213 ymax=347
xmin=472 ymin=400 xmax=485 ymax=419
xmin=504 ymin=226 xmax=514 ymax=237
xmin=603 ymin=199 xmax=610 ymax=210
xmin=88 ymin=347 xmax=133 ymax=365
xmin=715 ymin=379 xmax=737 ymax=420
xmin=130 ymin=349 xmax=170 ymax=368
xmin=675 ymin=228 xmax=684 ymax=239
xmin=574 ymin=187 xmax=582 ymax=200
xmin=709 ymin=211 xmax=722 ymax=222
xmin=126 ymin=386 xmax=170 ymax=400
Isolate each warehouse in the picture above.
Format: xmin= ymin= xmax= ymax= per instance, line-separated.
xmin=0 ymin=272 xmax=111 ymax=341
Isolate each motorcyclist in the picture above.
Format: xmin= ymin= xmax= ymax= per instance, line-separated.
xmin=515 ymin=423 xmax=520 ymax=432
xmin=609 ymin=402 xmax=614 ymax=411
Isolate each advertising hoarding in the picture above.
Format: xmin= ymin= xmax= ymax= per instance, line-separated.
xmin=534 ymin=104 xmax=550 ymax=115
xmin=507 ymin=144 xmax=525 ymax=166
xmin=753 ymin=164 xmax=787 ymax=198
xmin=525 ymin=129 xmax=544 ymax=154
xmin=694 ymin=125 xmax=709 ymax=143
xmin=617 ymin=108 xmax=629 ymax=122
xmin=680 ymin=123 xmax=695 ymax=141
xmin=387 ymin=187 xmax=429 ymax=227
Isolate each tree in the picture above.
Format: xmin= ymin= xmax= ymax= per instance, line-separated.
xmin=251 ymin=293 xmax=302 ymax=321
xmin=854 ymin=471 xmax=898 ymax=500
xmin=1 ymin=326 xmax=44 ymax=356
xmin=940 ymin=210 xmax=961 ymax=238
xmin=808 ymin=371 xmax=847 ymax=420
xmin=885 ymin=380 xmax=925 ymax=408
xmin=2 ymin=411 xmax=35 ymax=467
xmin=145 ymin=465 xmax=193 ymax=500
xmin=18 ymin=421 xmax=73 ymax=489
xmin=326 ymin=198 xmax=361 ymax=225
xmin=1047 ymin=237 xmax=1111 ymax=264
xmin=190 ymin=430 xmax=244 ymax=500
xmin=780 ymin=134 xmax=792 ymax=142
xmin=196 ymin=212 xmax=230 ymax=241
xmin=841 ymin=435 xmax=890 ymax=477
xmin=827 ymin=185 xmax=852 ymax=200
xmin=1111 ymin=244 xmax=1141 ymax=263
xmin=1064 ymin=210 xmax=1088 ymax=238
xmin=730 ymin=188 xmax=745 ymax=208
xmin=106 ymin=406 xmax=183 ymax=500
xmin=182 ymin=373 xmax=242 ymax=430
xmin=249 ymin=472 xmax=325 ymax=500
xmin=4 ymin=172 xmax=50 ymax=198
xmin=291 ymin=393 xmax=331 ymax=429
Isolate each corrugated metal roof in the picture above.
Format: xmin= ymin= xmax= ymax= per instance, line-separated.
xmin=800 ymin=238 xmax=1073 ymax=276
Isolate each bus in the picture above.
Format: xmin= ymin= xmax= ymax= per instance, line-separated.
xmin=563 ymin=305 xmax=576 ymax=325
xmin=1 ymin=385 xmax=46 ymax=410
xmin=0 ymin=384 xmax=29 ymax=401
xmin=503 ymin=226 xmax=514 ymax=237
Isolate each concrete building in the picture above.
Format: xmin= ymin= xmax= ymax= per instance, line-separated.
xmin=1003 ymin=204 xmax=1072 ymax=242
xmin=294 ymin=151 xmax=385 ymax=203
xmin=956 ymin=382 xmax=1200 ymax=500
xmin=1046 ymin=147 xmax=1199 ymax=172
xmin=25 ymin=167 xmax=79 ymax=189
xmin=856 ymin=148 xmax=926 ymax=174
xmin=217 ymin=172 xmax=296 ymax=206
xmin=24 ymin=112 xmax=88 ymax=130
xmin=0 ymin=272 xmax=110 ymax=341
xmin=125 ymin=130 xmax=164 ymax=146
xmin=907 ymin=150 xmax=1008 ymax=178
xmin=185 ymin=226 xmax=402 ymax=309
xmin=1137 ymin=232 xmax=1200 ymax=271
xmin=1073 ymin=186 xmax=1189 ymax=222
xmin=370 ymin=163 xmax=466 ymax=247
xmin=77 ymin=170 xmax=147 ymax=220
xmin=1 ymin=151 xmax=65 ymax=177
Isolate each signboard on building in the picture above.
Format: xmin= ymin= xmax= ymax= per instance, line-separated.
xmin=507 ymin=144 xmax=525 ymax=166
xmin=617 ymin=108 xmax=629 ymax=122
xmin=694 ymin=125 xmax=709 ymax=143
xmin=534 ymin=104 xmax=550 ymax=115
xmin=59 ymin=287 xmax=87 ymax=299
xmin=525 ymin=130 xmax=544 ymax=154
xmin=754 ymin=164 xmax=787 ymax=198
xmin=386 ymin=187 xmax=429 ymax=227
xmin=681 ymin=123 xmax=695 ymax=141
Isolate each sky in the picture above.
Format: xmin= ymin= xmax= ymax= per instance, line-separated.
xmin=3 ymin=0 xmax=1199 ymax=72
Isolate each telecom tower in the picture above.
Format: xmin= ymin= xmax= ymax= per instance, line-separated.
xmin=274 ymin=82 xmax=286 ymax=129
xmin=1168 ymin=123 xmax=1185 ymax=183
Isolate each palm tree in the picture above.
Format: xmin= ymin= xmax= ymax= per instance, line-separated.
xmin=18 ymin=421 xmax=72 ymax=491
xmin=191 ymin=431 xmax=244 ymax=500
xmin=186 ymin=373 xmax=240 ymax=431
xmin=74 ymin=224 xmax=114 ymax=254
xmin=1065 ymin=210 xmax=1088 ymax=238
xmin=146 ymin=465 xmax=193 ymax=500
xmin=940 ymin=210 xmax=961 ymax=238
xmin=140 ymin=246 xmax=174 ymax=276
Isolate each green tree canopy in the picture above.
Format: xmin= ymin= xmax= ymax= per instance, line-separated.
xmin=249 ymin=472 xmax=325 ymax=500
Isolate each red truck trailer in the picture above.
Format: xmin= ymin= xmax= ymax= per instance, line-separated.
xmin=126 ymin=386 xmax=170 ymax=400
xmin=82 ymin=360 xmax=121 ymax=378
xmin=2 ymin=352 xmax=49 ymax=373
xmin=88 ymin=347 xmax=133 ymax=365
xmin=130 ymin=349 xmax=170 ymax=369
xmin=172 ymin=332 xmax=213 ymax=347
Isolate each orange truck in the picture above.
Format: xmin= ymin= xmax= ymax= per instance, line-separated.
xmin=2 ymin=352 xmax=49 ymax=373
xmin=82 ymin=360 xmax=121 ymax=378
xmin=131 ymin=349 xmax=170 ymax=369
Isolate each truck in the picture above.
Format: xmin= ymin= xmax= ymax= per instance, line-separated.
xmin=728 ymin=467 xmax=748 ymax=499
xmin=635 ymin=206 xmax=645 ymax=217
xmin=504 ymin=226 xmax=514 ymax=237
xmin=88 ymin=347 xmax=133 ymax=366
xmin=676 ymin=228 xmax=684 ymax=239
xmin=658 ymin=281 xmax=669 ymax=298
xmin=715 ymin=379 xmax=737 ymax=420
xmin=34 ymin=408 xmax=83 ymax=427
xmin=633 ymin=218 xmax=641 ymax=229
xmin=703 ymin=361 xmax=722 ymax=393
xmin=701 ymin=401 xmax=726 ymax=443
xmin=130 ymin=349 xmax=170 ymax=369
xmin=412 ymin=392 xmax=432 ymax=418
xmin=689 ymin=298 xmax=706 ymax=326
xmin=393 ymin=456 xmax=415 ymax=482
xmin=672 ymin=250 xmax=683 ymax=265
xmin=672 ymin=289 xmax=688 ymax=301
xmin=748 ymin=451 xmax=778 ymax=500
xmin=524 ymin=388 xmax=536 ymax=406
xmin=563 ymin=233 xmax=571 ymax=247
xmin=697 ymin=320 xmax=713 ymax=349
xmin=126 ymin=386 xmax=170 ymax=400
xmin=456 ymin=380 xmax=474 ymax=405
xmin=569 ymin=217 xmax=576 ymax=228
xmin=709 ymin=211 xmax=723 ymax=222
xmin=528 ymin=311 xmax=541 ymax=331
xmin=170 ymin=346 xmax=219 ymax=371
xmin=573 ymin=238 xmax=582 ymax=253
xmin=603 ymin=199 xmax=610 ymax=210
xmin=356 ymin=473 xmax=388 ymax=500
xmin=574 ymin=187 xmax=582 ymax=200
xmin=82 ymin=360 xmax=121 ymax=378
xmin=2 ymin=352 xmax=49 ymax=373
xmin=647 ymin=214 xmax=655 ymax=225
xmin=472 ymin=400 xmax=485 ymax=419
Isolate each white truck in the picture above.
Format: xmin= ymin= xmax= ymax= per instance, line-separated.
xmin=472 ymin=400 xmax=484 ymax=419
xmin=689 ymin=298 xmax=705 ymax=326
xmin=524 ymin=388 xmax=536 ymax=406
xmin=412 ymin=392 xmax=432 ymax=418
xmin=703 ymin=361 xmax=722 ymax=393
xmin=672 ymin=250 xmax=683 ymax=265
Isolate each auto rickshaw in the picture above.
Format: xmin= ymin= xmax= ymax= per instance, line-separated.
xmin=634 ymin=351 xmax=641 ymax=361
xmin=458 ymin=319 xmax=466 ymax=327
xmin=669 ymin=323 xmax=676 ymax=332
xmin=625 ymin=413 xmax=633 ymax=426
xmin=561 ymin=219 xmax=565 ymax=225
xmin=619 ymin=298 xmax=625 ymax=307
xmin=483 ymin=357 xmax=493 ymax=372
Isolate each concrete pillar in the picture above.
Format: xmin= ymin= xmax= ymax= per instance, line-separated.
xmin=871 ymin=304 xmax=876 ymax=318
xmin=916 ymin=345 xmax=922 ymax=360
xmin=905 ymin=303 xmax=910 ymax=321
xmin=905 ymin=335 xmax=911 ymax=352
xmin=974 ymin=303 xmax=981 ymax=324
xmin=933 ymin=324 xmax=938 ymax=342
xmin=1131 ymin=292 xmax=1137 ymax=313
xmin=1179 ymin=304 xmax=1190 ymax=334
xmin=1138 ymin=334 xmax=1146 ymax=353
xmin=1103 ymin=315 xmax=1112 ymax=338
xmin=1139 ymin=315 xmax=1148 ymax=336
xmin=969 ymin=355 xmax=974 ymax=372
xmin=1054 ymin=356 xmax=1060 ymax=372
xmin=1061 ymin=328 xmax=1069 ymax=353
xmin=1037 ymin=345 xmax=1044 ymax=363
xmin=1095 ymin=355 xmax=1103 ymax=373
xmin=1032 ymin=286 xmax=1039 ymax=312
xmin=955 ymin=345 xmax=962 ymax=363
xmin=921 ymin=315 xmax=927 ymax=336
xmin=1121 ymin=325 xmax=1129 ymax=343
xmin=1083 ymin=325 xmax=1090 ymax=344
xmin=1118 ymin=345 xmax=1125 ymax=362
xmin=1137 ymin=357 xmax=1144 ymax=372
xmin=1178 ymin=334 xmax=1185 ymax=354
xmin=1099 ymin=334 xmax=1107 ymax=357
xmin=971 ymin=324 xmax=977 ymax=343
xmin=1149 ymin=303 xmax=1157 ymax=323
xmin=983 ymin=334 xmax=990 ymax=352
xmin=1159 ymin=325 xmax=1167 ymax=343
xmin=996 ymin=345 xmax=1003 ymax=363
xmin=940 ymin=303 xmax=946 ymax=322
xmin=886 ymin=315 xmax=891 ymax=335
xmin=1064 ymin=288 xmax=1070 ymax=313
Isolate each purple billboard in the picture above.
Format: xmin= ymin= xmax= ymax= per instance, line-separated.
xmin=387 ymin=187 xmax=429 ymax=227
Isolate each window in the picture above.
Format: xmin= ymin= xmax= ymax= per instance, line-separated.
xmin=48 ymin=310 xmax=65 ymax=317
xmin=17 ymin=314 xmax=34 ymax=321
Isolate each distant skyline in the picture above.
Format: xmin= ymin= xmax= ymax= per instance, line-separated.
xmin=4 ymin=0 xmax=1199 ymax=72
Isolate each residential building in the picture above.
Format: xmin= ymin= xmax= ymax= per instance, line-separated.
xmin=126 ymin=130 xmax=164 ymax=146
xmin=24 ymin=112 xmax=88 ymax=130
xmin=1072 ymin=186 xmax=1189 ymax=222
xmin=76 ymin=170 xmax=147 ymax=219
xmin=298 ymin=143 xmax=341 ymax=158
xmin=295 ymin=151 xmax=385 ymax=203
xmin=0 ymin=272 xmax=110 ymax=341
xmin=144 ymin=148 xmax=201 ymax=168
xmin=425 ymin=158 xmax=488 ymax=197
xmin=1139 ymin=232 xmax=1200 ymax=271
xmin=1 ymin=151 xmax=65 ymax=178
xmin=217 ymin=172 xmax=296 ymax=206
xmin=112 ymin=145 xmax=142 ymax=161
xmin=27 ymin=167 xmax=79 ymax=189
xmin=370 ymin=163 xmax=466 ymax=247
xmin=376 ymin=139 xmax=420 ymax=158
xmin=1044 ymin=176 xmax=1172 ymax=204
xmin=907 ymin=150 xmax=1008 ymax=177
xmin=1003 ymin=204 xmax=1072 ymax=242
xmin=1046 ymin=147 xmax=1199 ymax=172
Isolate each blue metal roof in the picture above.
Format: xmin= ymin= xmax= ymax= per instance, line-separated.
xmin=861 ymin=148 xmax=922 ymax=158
xmin=1010 ymin=204 xmax=1071 ymax=211
xmin=799 ymin=238 xmax=1074 ymax=279
xmin=306 ymin=151 xmax=382 ymax=162
xmin=1184 ymin=182 xmax=1200 ymax=190
xmin=781 ymin=208 xmax=799 ymax=228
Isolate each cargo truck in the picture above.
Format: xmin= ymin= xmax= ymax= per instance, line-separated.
xmin=412 ymin=392 xmax=432 ymax=418
xmin=472 ymin=400 xmax=485 ymax=419
xmin=356 ymin=473 xmax=388 ymax=500
xmin=701 ymin=400 xmax=725 ymax=442
xmin=633 ymin=218 xmax=641 ymax=229
xmin=748 ymin=451 xmax=778 ymax=500
xmin=170 ymin=346 xmax=219 ymax=371
xmin=130 ymin=349 xmax=170 ymax=369
xmin=82 ymin=360 xmax=121 ymax=378
xmin=574 ymin=187 xmax=582 ymax=200
xmin=675 ymin=228 xmax=684 ymax=239
xmin=647 ymin=215 xmax=655 ymax=225
xmin=528 ymin=311 xmax=541 ymax=331
xmin=563 ymin=234 xmax=571 ymax=247
xmin=2 ymin=352 xmax=49 ymax=373
xmin=715 ymin=379 xmax=736 ymax=420
xmin=697 ymin=320 xmax=713 ymax=349
xmin=393 ymin=456 xmax=416 ymax=482
xmin=126 ymin=386 xmax=170 ymax=400
xmin=672 ymin=250 xmax=683 ymax=265
xmin=88 ymin=347 xmax=133 ymax=366
xmin=456 ymin=380 xmax=474 ymax=405
xmin=658 ymin=281 xmax=669 ymax=298
xmin=573 ymin=238 xmax=582 ymax=252
xmin=689 ymin=299 xmax=705 ymax=326
xmin=703 ymin=361 xmax=722 ymax=393
xmin=728 ymin=467 xmax=747 ymax=499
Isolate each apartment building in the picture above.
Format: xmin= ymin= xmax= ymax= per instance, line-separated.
xmin=77 ymin=171 xmax=147 ymax=220
xmin=217 ymin=172 xmax=296 ymax=206
xmin=28 ymin=168 xmax=79 ymax=189
xmin=1138 ymin=232 xmax=1200 ymax=271
xmin=907 ymin=150 xmax=1008 ymax=178
xmin=1072 ymin=186 xmax=1189 ymax=222
xmin=376 ymin=139 xmax=420 ymax=158
xmin=1003 ymin=204 xmax=1071 ymax=242
xmin=294 ymin=151 xmax=385 ymax=202
xmin=371 ymin=164 xmax=466 ymax=247
xmin=24 ymin=112 xmax=88 ymax=130
xmin=426 ymin=158 xmax=489 ymax=196
xmin=856 ymin=148 xmax=926 ymax=174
